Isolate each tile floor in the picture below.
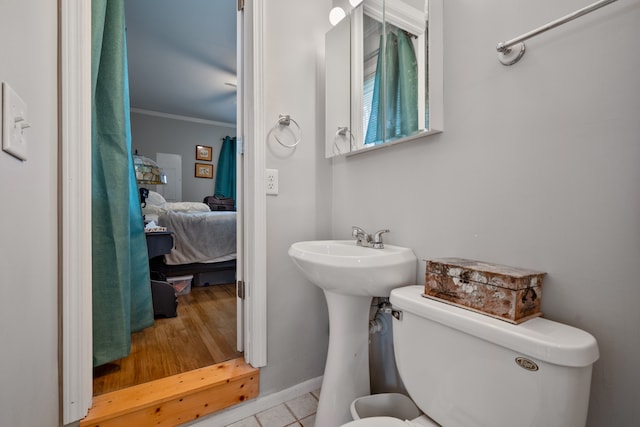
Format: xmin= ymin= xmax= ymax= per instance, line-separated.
xmin=225 ymin=390 xmax=320 ymax=427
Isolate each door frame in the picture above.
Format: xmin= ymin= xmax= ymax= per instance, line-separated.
xmin=59 ymin=0 xmax=267 ymax=423
xmin=239 ymin=0 xmax=268 ymax=370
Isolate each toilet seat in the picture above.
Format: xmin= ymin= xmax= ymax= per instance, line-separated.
xmin=341 ymin=416 xmax=409 ymax=427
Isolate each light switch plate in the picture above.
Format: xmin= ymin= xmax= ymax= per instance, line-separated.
xmin=2 ymin=82 xmax=29 ymax=161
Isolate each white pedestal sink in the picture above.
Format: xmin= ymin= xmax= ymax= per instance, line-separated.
xmin=288 ymin=240 xmax=417 ymax=426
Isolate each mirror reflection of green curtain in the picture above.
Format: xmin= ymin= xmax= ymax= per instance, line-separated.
xmin=92 ymin=0 xmax=154 ymax=367
xmin=365 ymin=30 xmax=419 ymax=144
xmin=396 ymin=31 xmax=419 ymax=137
xmin=214 ymin=136 xmax=236 ymax=207
xmin=365 ymin=33 xmax=396 ymax=145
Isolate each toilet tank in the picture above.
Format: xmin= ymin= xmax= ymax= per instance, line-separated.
xmin=389 ymin=286 xmax=599 ymax=427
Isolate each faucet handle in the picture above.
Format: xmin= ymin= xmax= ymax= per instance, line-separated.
xmin=372 ymin=229 xmax=390 ymax=249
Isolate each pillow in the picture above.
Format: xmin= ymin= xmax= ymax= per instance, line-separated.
xmin=142 ymin=202 xmax=211 ymax=219
xmin=163 ymin=202 xmax=211 ymax=212
xmin=146 ymin=191 xmax=167 ymax=207
xmin=142 ymin=204 xmax=167 ymax=217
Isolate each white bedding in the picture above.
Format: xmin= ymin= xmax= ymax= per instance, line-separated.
xmin=158 ymin=210 xmax=237 ymax=265
xmin=143 ymin=192 xmax=237 ymax=265
xmin=142 ymin=191 xmax=210 ymax=222
xmin=143 ymin=202 xmax=210 ymax=221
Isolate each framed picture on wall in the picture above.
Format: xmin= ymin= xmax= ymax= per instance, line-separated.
xmin=196 ymin=145 xmax=212 ymax=161
xmin=195 ymin=163 xmax=214 ymax=179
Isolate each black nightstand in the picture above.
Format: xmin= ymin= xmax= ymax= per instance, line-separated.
xmin=145 ymin=230 xmax=174 ymax=258
xmin=145 ymin=231 xmax=178 ymax=318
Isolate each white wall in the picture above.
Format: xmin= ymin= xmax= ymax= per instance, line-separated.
xmin=130 ymin=112 xmax=236 ymax=202
xmin=0 ymin=1 xmax=59 ymax=426
xmin=258 ymin=0 xmax=334 ymax=394
xmin=332 ymin=0 xmax=640 ymax=425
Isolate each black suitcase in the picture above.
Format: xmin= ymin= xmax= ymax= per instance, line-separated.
xmin=203 ymin=194 xmax=235 ymax=211
xmin=151 ymin=280 xmax=178 ymax=318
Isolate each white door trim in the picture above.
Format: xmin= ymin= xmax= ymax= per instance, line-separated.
xmin=60 ymin=0 xmax=93 ymax=423
xmin=60 ymin=0 xmax=267 ymax=422
xmin=242 ymin=0 xmax=268 ymax=368
xmin=235 ymin=4 xmax=246 ymax=353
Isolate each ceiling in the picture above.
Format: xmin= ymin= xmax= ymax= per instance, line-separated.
xmin=124 ymin=0 xmax=237 ymax=125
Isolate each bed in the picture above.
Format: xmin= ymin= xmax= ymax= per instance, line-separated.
xmin=143 ymin=191 xmax=237 ymax=286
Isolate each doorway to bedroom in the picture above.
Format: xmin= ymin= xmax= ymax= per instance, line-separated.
xmin=92 ymin=283 xmax=241 ymax=395
xmin=91 ymin=0 xmax=243 ymax=396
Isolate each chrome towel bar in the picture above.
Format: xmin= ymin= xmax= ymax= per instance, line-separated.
xmin=497 ymin=0 xmax=619 ymax=65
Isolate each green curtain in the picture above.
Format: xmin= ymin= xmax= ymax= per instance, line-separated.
xmin=396 ymin=31 xmax=419 ymax=138
xmin=92 ymin=0 xmax=154 ymax=367
xmin=365 ymin=33 xmax=398 ymax=145
xmin=365 ymin=30 xmax=419 ymax=144
xmin=214 ymin=136 xmax=237 ymax=207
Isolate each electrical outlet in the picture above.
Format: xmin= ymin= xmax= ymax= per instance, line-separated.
xmin=266 ymin=168 xmax=279 ymax=195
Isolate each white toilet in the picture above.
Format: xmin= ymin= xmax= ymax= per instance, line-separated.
xmin=342 ymin=285 xmax=599 ymax=427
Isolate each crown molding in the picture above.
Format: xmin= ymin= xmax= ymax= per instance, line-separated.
xmin=130 ymin=108 xmax=237 ymax=128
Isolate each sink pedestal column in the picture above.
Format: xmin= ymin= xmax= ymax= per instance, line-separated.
xmin=316 ymin=290 xmax=372 ymax=426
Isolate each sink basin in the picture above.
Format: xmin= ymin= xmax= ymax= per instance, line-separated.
xmin=288 ymin=240 xmax=416 ymax=296
xmin=288 ymin=239 xmax=417 ymax=425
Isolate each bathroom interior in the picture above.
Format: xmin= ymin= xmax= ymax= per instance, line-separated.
xmin=97 ymin=0 xmax=639 ymax=425
xmin=180 ymin=0 xmax=636 ymax=424
xmin=1 ymin=0 xmax=639 ymax=426
xmin=246 ymin=0 xmax=639 ymax=425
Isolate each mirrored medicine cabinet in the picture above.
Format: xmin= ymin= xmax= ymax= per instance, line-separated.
xmin=325 ymin=0 xmax=443 ymax=158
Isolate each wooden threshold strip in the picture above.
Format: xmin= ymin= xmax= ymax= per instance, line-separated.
xmin=81 ymin=357 xmax=259 ymax=427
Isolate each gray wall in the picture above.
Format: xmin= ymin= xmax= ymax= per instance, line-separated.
xmin=258 ymin=0 xmax=334 ymax=394
xmin=130 ymin=112 xmax=236 ymax=202
xmin=0 ymin=1 xmax=59 ymax=426
xmin=331 ymin=0 xmax=640 ymax=425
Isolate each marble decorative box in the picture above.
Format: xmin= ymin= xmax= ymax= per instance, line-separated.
xmin=424 ymin=258 xmax=546 ymax=324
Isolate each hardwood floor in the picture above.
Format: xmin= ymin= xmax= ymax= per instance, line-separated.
xmin=93 ymin=283 xmax=242 ymax=396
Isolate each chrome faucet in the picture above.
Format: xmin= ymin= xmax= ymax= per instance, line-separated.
xmin=352 ymin=226 xmax=390 ymax=249
xmin=352 ymin=226 xmax=371 ymax=247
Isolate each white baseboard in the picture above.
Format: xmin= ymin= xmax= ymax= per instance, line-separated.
xmin=186 ymin=376 xmax=323 ymax=427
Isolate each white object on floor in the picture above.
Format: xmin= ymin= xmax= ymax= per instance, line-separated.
xmin=342 ymin=416 xmax=408 ymax=427
xmin=350 ymin=393 xmax=420 ymax=420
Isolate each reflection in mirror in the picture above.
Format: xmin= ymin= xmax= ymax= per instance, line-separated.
xmin=361 ymin=13 xmax=384 ymax=144
xmin=360 ymin=0 xmax=428 ymax=147
xmin=325 ymin=0 xmax=442 ymax=157
xmin=325 ymin=17 xmax=352 ymax=156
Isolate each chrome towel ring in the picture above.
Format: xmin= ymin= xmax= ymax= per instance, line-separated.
xmin=333 ymin=126 xmax=354 ymax=155
xmin=273 ymin=114 xmax=301 ymax=148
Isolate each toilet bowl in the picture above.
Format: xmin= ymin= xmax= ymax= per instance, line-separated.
xmin=340 ymin=285 xmax=599 ymax=427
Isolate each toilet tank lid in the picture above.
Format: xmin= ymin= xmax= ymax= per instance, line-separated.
xmin=390 ymin=286 xmax=600 ymax=367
